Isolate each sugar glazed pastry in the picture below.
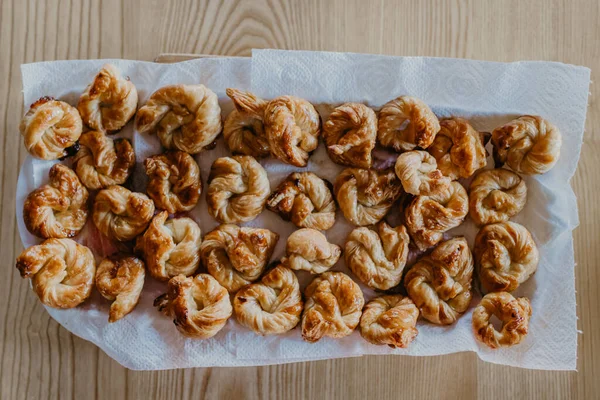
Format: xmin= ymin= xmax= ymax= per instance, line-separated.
xmin=472 ymin=292 xmax=532 ymax=349
xmin=206 ymin=155 xmax=270 ymax=223
xmin=334 ymin=168 xmax=403 ymax=226
xmin=344 ymin=222 xmax=410 ymax=290
xmin=20 ymin=96 xmax=83 ymax=160
xmin=474 ymin=221 xmax=539 ymax=293
xmin=73 ymin=130 xmax=135 ymax=190
xmin=359 ymin=295 xmax=419 ymax=348
xmin=155 ymin=274 xmax=232 ymax=339
xmin=404 ymin=237 xmax=473 ymax=325
xmin=281 ymin=229 xmax=341 ymax=274
xmin=145 ymin=151 xmax=202 ymax=213
xmin=23 ymin=164 xmax=88 ymax=239
xmin=200 ymin=224 xmax=279 ymax=293
xmin=323 ymin=103 xmax=377 ymax=168
xmin=233 ymin=264 xmax=303 ymax=335
xmin=405 ymin=181 xmax=468 ymax=250
xmin=135 ymin=84 xmax=222 ymax=154
xmin=302 ymin=272 xmax=364 ymax=343
xmin=77 ymin=64 xmax=138 ymax=133
xmin=469 ymin=169 xmax=527 ymax=226
xmin=223 ymin=88 xmax=270 ymax=157
xmin=395 ymin=150 xmax=451 ymax=196
xmin=267 ymin=172 xmax=336 ymax=230
xmin=95 ymin=254 xmax=145 ymax=322
xmin=378 ymin=96 xmax=440 ymax=152
xmin=492 ymin=115 xmax=562 ymax=175
xmin=16 ymin=238 xmax=95 ymax=308
xmin=92 ymin=185 xmax=155 ymax=242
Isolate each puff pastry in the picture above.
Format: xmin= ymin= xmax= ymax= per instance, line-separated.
xmin=472 ymin=292 xmax=531 ymax=349
xmin=359 ymin=295 xmax=419 ymax=348
xmin=135 ymin=84 xmax=222 ymax=154
xmin=200 ymin=224 xmax=279 ymax=293
xmin=281 ymin=229 xmax=341 ymax=274
xmin=145 ymin=151 xmax=202 ymax=213
xmin=469 ymin=169 xmax=527 ymax=226
xmin=492 ymin=115 xmax=562 ymax=175
xmin=474 ymin=221 xmax=539 ymax=293
xmin=16 ymin=238 xmax=95 ymax=308
xmin=23 ymin=164 xmax=88 ymax=239
xmin=20 ymin=96 xmax=83 ymax=160
xmin=395 ymin=150 xmax=451 ymax=196
xmin=223 ymin=88 xmax=270 ymax=157
xmin=77 ymin=64 xmax=138 ymax=133
xmin=267 ymin=172 xmax=336 ymax=230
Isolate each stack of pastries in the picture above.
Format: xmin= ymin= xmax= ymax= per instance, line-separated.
xmin=16 ymin=64 xmax=561 ymax=350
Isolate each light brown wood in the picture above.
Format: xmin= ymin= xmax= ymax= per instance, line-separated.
xmin=0 ymin=0 xmax=598 ymax=399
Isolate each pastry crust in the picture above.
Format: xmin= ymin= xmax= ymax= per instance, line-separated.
xmin=395 ymin=150 xmax=451 ymax=196
xmin=16 ymin=238 xmax=95 ymax=308
xmin=469 ymin=169 xmax=527 ymax=226
xmin=223 ymin=88 xmax=270 ymax=157
xmin=281 ymin=229 xmax=341 ymax=274
xmin=359 ymin=295 xmax=419 ymax=348
xmin=23 ymin=164 xmax=88 ymax=239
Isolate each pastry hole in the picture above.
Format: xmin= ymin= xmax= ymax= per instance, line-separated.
xmin=489 ymin=314 xmax=503 ymax=331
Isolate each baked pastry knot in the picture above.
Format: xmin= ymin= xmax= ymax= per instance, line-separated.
xmin=77 ymin=64 xmax=138 ymax=133
xmin=472 ymin=292 xmax=531 ymax=349
xmin=223 ymin=88 xmax=270 ymax=157
xmin=334 ymin=168 xmax=403 ymax=226
xmin=302 ymin=272 xmax=364 ymax=342
xmin=323 ymin=103 xmax=377 ymax=168
xmin=267 ymin=172 xmax=336 ymax=230
xmin=359 ymin=295 xmax=419 ymax=348
xmin=20 ymin=96 xmax=82 ymax=160
xmin=404 ymin=237 xmax=473 ymax=325
xmin=95 ymin=254 xmax=145 ymax=322
xmin=200 ymin=224 xmax=279 ymax=293
xmin=155 ymin=274 xmax=232 ymax=339
xmin=145 ymin=151 xmax=202 ymax=213
xmin=135 ymin=84 xmax=222 ymax=154
xmin=395 ymin=150 xmax=451 ymax=196
xmin=469 ymin=169 xmax=527 ymax=226
xmin=92 ymin=185 xmax=155 ymax=242
xmin=234 ymin=265 xmax=303 ymax=335
xmin=24 ymin=164 xmax=89 ymax=239
xmin=281 ymin=229 xmax=341 ymax=274
xmin=207 ymin=155 xmax=270 ymax=223
xmin=344 ymin=222 xmax=410 ymax=290
xmin=474 ymin=221 xmax=539 ymax=293
xmin=405 ymin=181 xmax=468 ymax=250
xmin=378 ymin=96 xmax=440 ymax=151
xmin=16 ymin=238 xmax=95 ymax=308
xmin=492 ymin=115 xmax=561 ymax=175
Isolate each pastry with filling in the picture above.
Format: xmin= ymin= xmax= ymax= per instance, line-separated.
xmin=359 ymin=295 xmax=419 ymax=348
xmin=469 ymin=169 xmax=527 ymax=226
xmin=223 ymin=88 xmax=270 ymax=157
xmin=395 ymin=150 xmax=451 ymax=196
xmin=281 ymin=229 xmax=341 ymax=274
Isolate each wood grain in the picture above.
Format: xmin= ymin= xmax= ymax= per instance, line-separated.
xmin=0 ymin=0 xmax=598 ymax=399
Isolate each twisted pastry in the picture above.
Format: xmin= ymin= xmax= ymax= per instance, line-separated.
xmin=359 ymin=295 xmax=419 ymax=348
xmin=469 ymin=169 xmax=527 ymax=226
xmin=281 ymin=229 xmax=341 ymax=274
xmin=395 ymin=150 xmax=451 ymax=196
xmin=223 ymin=88 xmax=270 ymax=157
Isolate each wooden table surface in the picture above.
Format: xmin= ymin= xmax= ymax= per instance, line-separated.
xmin=1 ymin=0 xmax=598 ymax=399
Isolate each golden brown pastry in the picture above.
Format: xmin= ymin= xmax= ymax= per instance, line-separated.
xmin=334 ymin=168 xmax=403 ymax=226
xmin=20 ymin=96 xmax=83 ymax=160
xmin=155 ymin=274 xmax=232 ymax=339
xmin=223 ymin=88 xmax=270 ymax=157
xmin=206 ymin=155 xmax=270 ymax=223
xmin=77 ymin=64 xmax=138 ymax=133
xmin=233 ymin=265 xmax=303 ymax=335
xmin=404 ymin=237 xmax=473 ymax=325
xmin=281 ymin=229 xmax=341 ymax=274
xmin=23 ymin=164 xmax=88 ymax=239
xmin=469 ymin=169 xmax=527 ymax=226
xmin=135 ymin=84 xmax=222 ymax=154
xmin=95 ymin=254 xmax=145 ymax=322
xmin=394 ymin=150 xmax=451 ymax=196
xmin=200 ymin=224 xmax=279 ymax=293
xmin=267 ymin=172 xmax=336 ymax=230
xmin=144 ymin=151 xmax=202 ymax=214
xmin=92 ymin=185 xmax=155 ymax=242
xmin=359 ymin=295 xmax=419 ymax=348
xmin=302 ymin=272 xmax=364 ymax=343
xmin=378 ymin=96 xmax=440 ymax=152
xmin=135 ymin=211 xmax=202 ymax=281
xmin=73 ymin=130 xmax=135 ymax=190
xmin=344 ymin=222 xmax=410 ymax=290
xmin=323 ymin=103 xmax=377 ymax=168
xmin=405 ymin=181 xmax=468 ymax=250
xmin=16 ymin=238 xmax=95 ymax=308
xmin=474 ymin=221 xmax=539 ymax=293
xmin=492 ymin=115 xmax=562 ymax=175
xmin=263 ymin=95 xmax=321 ymax=167
xmin=472 ymin=292 xmax=532 ymax=349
